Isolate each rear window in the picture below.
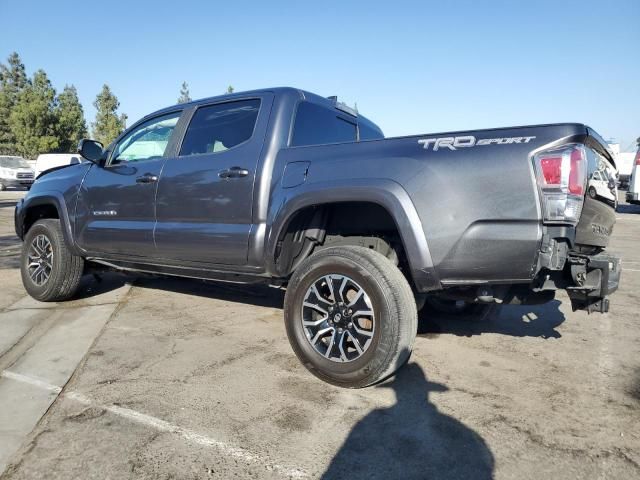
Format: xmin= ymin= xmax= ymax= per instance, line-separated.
xmin=180 ymin=99 xmax=260 ymax=156
xmin=291 ymin=102 xmax=357 ymax=147
xmin=358 ymin=121 xmax=384 ymax=141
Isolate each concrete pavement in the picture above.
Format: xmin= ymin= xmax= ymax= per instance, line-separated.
xmin=0 ymin=189 xmax=638 ymax=479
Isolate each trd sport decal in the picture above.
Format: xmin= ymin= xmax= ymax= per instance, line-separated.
xmin=418 ymin=135 xmax=536 ymax=151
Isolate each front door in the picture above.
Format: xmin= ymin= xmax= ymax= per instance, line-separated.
xmin=76 ymin=111 xmax=182 ymax=256
xmin=154 ymin=95 xmax=273 ymax=265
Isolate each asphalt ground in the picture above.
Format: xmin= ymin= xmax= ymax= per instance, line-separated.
xmin=0 ymin=188 xmax=638 ymax=479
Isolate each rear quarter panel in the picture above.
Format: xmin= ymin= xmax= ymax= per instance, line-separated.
xmin=275 ymin=123 xmax=589 ymax=285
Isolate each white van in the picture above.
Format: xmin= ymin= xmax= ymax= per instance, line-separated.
xmin=626 ymin=147 xmax=640 ymax=205
xmin=0 ymin=156 xmax=35 ymax=190
xmin=34 ymin=153 xmax=83 ymax=178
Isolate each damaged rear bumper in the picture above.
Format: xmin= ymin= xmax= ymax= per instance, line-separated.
xmin=565 ymin=252 xmax=621 ymax=313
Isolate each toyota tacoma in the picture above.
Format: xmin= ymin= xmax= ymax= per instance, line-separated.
xmin=15 ymin=87 xmax=621 ymax=387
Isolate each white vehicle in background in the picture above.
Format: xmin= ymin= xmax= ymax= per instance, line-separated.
xmin=587 ymin=167 xmax=617 ymax=208
xmin=0 ymin=156 xmax=35 ymax=190
xmin=626 ymin=147 xmax=640 ymax=205
xmin=34 ymin=153 xmax=83 ymax=178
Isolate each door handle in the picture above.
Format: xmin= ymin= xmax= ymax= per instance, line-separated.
xmin=219 ymin=166 xmax=249 ymax=179
xmin=136 ymin=174 xmax=159 ymax=184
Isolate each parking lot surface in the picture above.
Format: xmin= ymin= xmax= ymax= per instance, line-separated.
xmin=0 ymin=189 xmax=639 ymax=479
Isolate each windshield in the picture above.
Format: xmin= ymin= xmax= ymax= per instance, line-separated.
xmin=0 ymin=157 xmax=30 ymax=169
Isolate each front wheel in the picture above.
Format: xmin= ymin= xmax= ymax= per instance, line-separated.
xmin=21 ymin=219 xmax=84 ymax=302
xmin=284 ymin=246 xmax=417 ymax=388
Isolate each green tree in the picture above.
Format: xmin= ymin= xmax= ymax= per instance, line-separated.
xmin=177 ymin=81 xmax=191 ymax=103
xmin=55 ymin=85 xmax=87 ymax=153
xmin=91 ymin=84 xmax=127 ymax=146
xmin=226 ymin=85 xmax=234 ymax=94
xmin=9 ymin=69 xmax=59 ymax=158
xmin=0 ymin=52 xmax=29 ymax=154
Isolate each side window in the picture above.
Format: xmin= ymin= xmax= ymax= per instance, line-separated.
xmin=112 ymin=112 xmax=181 ymax=164
xmin=291 ymin=102 xmax=357 ymax=147
xmin=179 ymin=99 xmax=261 ymax=156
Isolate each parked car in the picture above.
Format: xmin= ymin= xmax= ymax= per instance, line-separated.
xmin=34 ymin=153 xmax=83 ymax=178
xmin=14 ymin=88 xmax=621 ymax=387
xmin=626 ymin=147 xmax=640 ymax=205
xmin=587 ymin=168 xmax=617 ymax=207
xmin=0 ymin=156 xmax=35 ymax=190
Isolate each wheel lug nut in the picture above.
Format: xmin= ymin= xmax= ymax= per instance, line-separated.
xmin=348 ymin=322 xmax=353 ymax=328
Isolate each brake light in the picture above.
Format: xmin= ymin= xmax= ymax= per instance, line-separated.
xmin=635 ymin=151 xmax=640 ymax=166
xmin=539 ymin=155 xmax=562 ymax=185
xmin=569 ymin=147 xmax=586 ymax=195
xmin=533 ymin=144 xmax=587 ymax=224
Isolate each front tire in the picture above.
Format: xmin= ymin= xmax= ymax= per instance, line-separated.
xmin=21 ymin=219 xmax=84 ymax=302
xmin=284 ymin=246 xmax=417 ymax=388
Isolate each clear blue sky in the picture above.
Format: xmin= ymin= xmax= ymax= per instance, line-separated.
xmin=1 ymin=0 xmax=639 ymax=150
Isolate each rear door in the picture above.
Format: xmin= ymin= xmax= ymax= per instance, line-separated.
xmin=75 ymin=111 xmax=183 ymax=256
xmin=154 ymin=93 xmax=273 ymax=265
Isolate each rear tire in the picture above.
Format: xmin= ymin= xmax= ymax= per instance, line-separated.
xmin=21 ymin=219 xmax=84 ymax=302
xmin=284 ymin=246 xmax=417 ymax=388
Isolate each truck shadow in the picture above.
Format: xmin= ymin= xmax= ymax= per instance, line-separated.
xmin=321 ymin=359 xmax=494 ymax=479
xmin=74 ymin=274 xmax=565 ymax=339
xmin=418 ymin=300 xmax=566 ymax=339
xmin=0 ymin=200 xmax=20 ymax=208
xmin=0 ymin=234 xmax=22 ymax=269
xmin=74 ymin=273 xmax=286 ymax=309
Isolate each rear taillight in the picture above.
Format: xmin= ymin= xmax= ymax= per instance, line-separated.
xmin=635 ymin=150 xmax=640 ymax=166
xmin=568 ymin=147 xmax=586 ymax=195
xmin=533 ymin=144 xmax=587 ymax=224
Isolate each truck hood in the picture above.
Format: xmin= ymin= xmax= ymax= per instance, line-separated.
xmin=36 ymin=162 xmax=81 ymax=179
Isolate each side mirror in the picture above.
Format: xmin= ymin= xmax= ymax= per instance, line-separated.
xmin=78 ymin=139 xmax=104 ymax=163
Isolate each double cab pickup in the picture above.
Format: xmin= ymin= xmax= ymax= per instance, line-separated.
xmin=15 ymin=88 xmax=621 ymax=387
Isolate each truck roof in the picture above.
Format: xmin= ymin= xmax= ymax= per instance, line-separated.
xmin=141 ymin=87 xmax=383 ymax=136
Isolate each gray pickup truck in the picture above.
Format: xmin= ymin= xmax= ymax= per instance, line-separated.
xmin=15 ymin=87 xmax=621 ymax=387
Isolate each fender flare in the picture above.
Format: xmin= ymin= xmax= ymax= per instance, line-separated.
xmin=17 ymin=191 xmax=81 ymax=256
xmin=266 ymin=178 xmax=441 ymax=291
